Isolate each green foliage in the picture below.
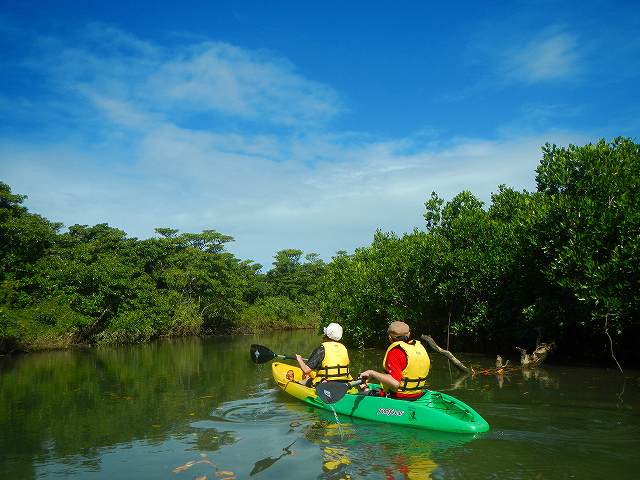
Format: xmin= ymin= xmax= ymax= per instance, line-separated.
xmin=321 ymin=138 xmax=640 ymax=363
xmin=534 ymin=138 xmax=640 ymax=346
xmin=423 ymin=191 xmax=444 ymax=230
xmin=0 ymin=298 xmax=92 ymax=351
xmin=0 ymin=182 xmax=325 ymax=352
xmin=0 ymin=182 xmax=61 ymax=283
xmin=2 ymin=137 xmax=637 ymax=362
xmin=266 ymin=248 xmax=326 ymax=299
xmin=238 ymin=295 xmax=319 ymax=331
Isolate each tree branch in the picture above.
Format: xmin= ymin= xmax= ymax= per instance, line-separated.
xmin=605 ymin=314 xmax=624 ymax=376
xmin=421 ymin=334 xmax=473 ymax=374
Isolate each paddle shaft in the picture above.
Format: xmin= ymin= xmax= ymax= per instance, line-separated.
xmin=347 ymin=379 xmax=364 ymax=388
xmin=250 ymin=344 xmax=306 ymax=364
xmin=275 ymin=353 xmax=297 ymax=361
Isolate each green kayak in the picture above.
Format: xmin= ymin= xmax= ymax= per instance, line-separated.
xmin=272 ymin=362 xmax=490 ymax=434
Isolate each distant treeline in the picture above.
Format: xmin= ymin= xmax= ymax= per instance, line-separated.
xmin=2 ymin=138 xmax=639 ymax=364
xmin=0 ymin=187 xmax=325 ymax=352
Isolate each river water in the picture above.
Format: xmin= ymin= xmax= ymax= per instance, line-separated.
xmin=1 ymin=331 xmax=638 ymax=479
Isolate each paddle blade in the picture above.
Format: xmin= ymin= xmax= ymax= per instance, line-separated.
xmin=250 ymin=344 xmax=276 ymax=364
xmin=315 ymin=381 xmax=351 ymax=404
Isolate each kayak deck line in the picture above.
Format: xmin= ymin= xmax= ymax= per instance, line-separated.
xmin=272 ymin=362 xmax=490 ymax=434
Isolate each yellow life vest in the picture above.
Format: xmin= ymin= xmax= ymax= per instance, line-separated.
xmin=312 ymin=341 xmax=351 ymax=385
xmin=382 ymin=340 xmax=430 ymax=394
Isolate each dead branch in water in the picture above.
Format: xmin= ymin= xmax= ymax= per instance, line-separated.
xmin=422 ymin=334 xmax=555 ymax=377
xmin=477 ymin=355 xmax=520 ymax=376
xmin=496 ymin=355 xmax=509 ymax=369
xmin=421 ymin=335 xmax=473 ymax=374
xmin=516 ymin=342 xmax=556 ymax=368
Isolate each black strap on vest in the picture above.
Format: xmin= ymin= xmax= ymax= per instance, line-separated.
xmin=399 ymin=375 xmax=429 ymax=392
xmin=317 ymin=364 xmax=351 ymax=380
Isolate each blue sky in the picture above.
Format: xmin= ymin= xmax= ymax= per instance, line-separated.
xmin=1 ymin=1 xmax=639 ymax=268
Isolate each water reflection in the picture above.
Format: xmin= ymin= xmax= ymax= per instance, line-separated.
xmin=0 ymin=333 xmax=318 ymax=479
xmin=447 ymin=366 xmax=560 ymax=392
xmin=286 ymin=402 xmax=477 ymax=479
xmin=250 ymin=440 xmax=296 ymax=476
xmin=521 ymin=367 xmax=559 ymax=389
xmin=192 ymin=428 xmax=236 ymax=451
xmin=2 ymin=332 xmax=639 ymax=479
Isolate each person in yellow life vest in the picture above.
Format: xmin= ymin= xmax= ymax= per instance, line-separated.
xmin=359 ymin=321 xmax=430 ymax=400
xmin=295 ymin=323 xmax=351 ymax=386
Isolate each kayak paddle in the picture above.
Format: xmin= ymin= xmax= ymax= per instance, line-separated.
xmin=315 ymin=379 xmax=364 ymax=404
xmin=249 ymin=344 xmax=305 ymax=364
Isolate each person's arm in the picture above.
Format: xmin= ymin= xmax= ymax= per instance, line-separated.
xmin=297 ymin=346 xmax=324 ymax=378
xmin=295 ymin=354 xmax=312 ymax=376
xmin=359 ymin=369 xmax=400 ymax=391
xmin=359 ymin=347 xmax=406 ymax=391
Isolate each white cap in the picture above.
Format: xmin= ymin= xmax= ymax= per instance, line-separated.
xmin=323 ymin=323 xmax=343 ymax=341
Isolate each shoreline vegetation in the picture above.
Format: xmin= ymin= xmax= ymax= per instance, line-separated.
xmin=1 ymin=138 xmax=639 ymax=365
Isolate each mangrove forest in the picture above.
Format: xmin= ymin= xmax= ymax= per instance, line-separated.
xmin=1 ymin=138 xmax=639 ymax=365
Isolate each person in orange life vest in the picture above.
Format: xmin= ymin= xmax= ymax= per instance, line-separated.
xmin=359 ymin=321 xmax=430 ymax=400
xmin=295 ymin=322 xmax=351 ymax=386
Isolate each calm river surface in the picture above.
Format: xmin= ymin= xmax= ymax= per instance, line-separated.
xmin=1 ymin=331 xmax=638 ymax=479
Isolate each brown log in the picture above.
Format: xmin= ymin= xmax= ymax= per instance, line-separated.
xmin=421 ymin=335 xmax=473 ymax=374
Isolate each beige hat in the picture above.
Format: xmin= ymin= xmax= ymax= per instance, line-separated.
xmin=388 ymin=321 xmax=410 ymax=338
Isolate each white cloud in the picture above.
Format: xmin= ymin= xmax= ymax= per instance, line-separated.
xmin=1 ymin=24 xmax=592 ymax=268
xmin=150 ymin=43 xmax=341 ymax=125
xmin=84 ymin=92 xmax=158 ymax=129
xmin=3 ymin=129 xmax=588 ymax=268
xmin=503 ymin=28 xmax=581 ymax=83
xmin=33 ymin=25 xmax=341 ymax=129
xmin=451 ymin=24 xmax=584 ymax=101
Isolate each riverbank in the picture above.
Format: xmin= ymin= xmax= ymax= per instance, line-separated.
xmin=0 ymin=303 xmax=321 ymax=355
